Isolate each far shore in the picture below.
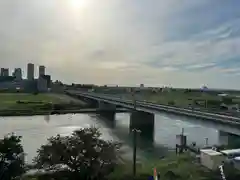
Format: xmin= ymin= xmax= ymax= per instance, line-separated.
xmin=0 ymin=92 xmax=92 ymax=116
xmin=0 ymin=109 xmax=86 ymax=117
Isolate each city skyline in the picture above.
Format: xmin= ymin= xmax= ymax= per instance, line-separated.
xmin=0 ymin=0 xmax=240 ymax=88
xmin=0 ymin=63 xmax=46 ymax=79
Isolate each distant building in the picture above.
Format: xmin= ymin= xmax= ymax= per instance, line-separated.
xmin=42 ymin=75 xmax=51 ymax=88
xmin=38 ymin=75 xmax=51 ymax=92
xmin=1 ymin=68 xmax=9 ymax=77
xmin=13 ymin=68 xmax=22 ymax=81
xmin=201 ymin=85 xmax=208 ymax=92
xmin=37 ymin=76 xmax=48 ymax=92
xmin=27 ymin=63 xmax=34 ymax=80
xmin=0 ymin=76 xmax=15 ymax=82
xmin=39 ymin=65 xmax=45 ymax=77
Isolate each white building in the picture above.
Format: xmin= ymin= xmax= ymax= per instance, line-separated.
xmin=200 ymin=149 xmax=225 ymax=170
xmin=221 ymin=148 xmax=240 ymax=158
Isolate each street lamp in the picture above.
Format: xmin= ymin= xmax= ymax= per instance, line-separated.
xmin=132 ymin=128 xmax=141 ymax=177
xmin=131 ymin=88 xmax=140 ymax=177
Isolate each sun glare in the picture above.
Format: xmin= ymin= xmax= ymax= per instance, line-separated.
xmin=69 ymin=0 xmax=88 ymax=9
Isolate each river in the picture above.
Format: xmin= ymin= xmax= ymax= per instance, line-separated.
xmin=0 ymin=112 xmax=240 ymax=163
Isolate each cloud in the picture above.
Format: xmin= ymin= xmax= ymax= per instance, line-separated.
xmin=161 ymin=66 xmax=178 ymax=72
xmin=0 ymin=0 xmax=240 ymax=88
xmin=217 ymin=68 xmax=240 ymax=73
xmin=186 ymin=63 xmax=216 ymax=70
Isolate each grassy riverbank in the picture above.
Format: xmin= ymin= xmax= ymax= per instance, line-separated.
xmin=24 ymin=153 xmax=238 ymax=180
xmin=95 ymin=88 xmax=240 ymax=116
xmin=108 ymin=153 xmax=240 ymax=180
xmin=0 ymin=93 xmax=88 ymax=116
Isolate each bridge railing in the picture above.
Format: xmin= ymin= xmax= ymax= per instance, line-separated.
xmin=66 ymin=91 xmax=240 ymax=123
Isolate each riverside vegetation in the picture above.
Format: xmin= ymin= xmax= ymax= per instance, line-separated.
xmin=0 ymin=93 xmax=88 ymax=116
xmin=1 ymin=127 xmax=240 ymax=180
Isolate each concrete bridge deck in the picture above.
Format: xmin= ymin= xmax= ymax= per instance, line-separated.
xmin=66 ymin=90 xmax=240 ymax=127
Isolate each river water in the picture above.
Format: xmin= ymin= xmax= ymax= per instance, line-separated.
xmin=0 ymin=112 xmax=240 ymax=163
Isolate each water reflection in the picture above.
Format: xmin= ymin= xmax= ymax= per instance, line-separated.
xmin=0 ymin=112 xmax=240 ymax=163
xmin=44 ymin=115 xmax=50 ymax=122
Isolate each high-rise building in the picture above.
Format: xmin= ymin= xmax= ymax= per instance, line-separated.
xmin=38 ymin=75 xmax=51 ymax=92
xmin=13 ymin=68 xmax=22 ymax=80
xmin=39 ymin=65 xmax=45 ymax=77
xmin=40 ymin=75 xmax=51 ymax=88
xmin=27 ymin=63 xmax=34 ymax=80
xmin=1 ymin=68 xmax=9 ymax=76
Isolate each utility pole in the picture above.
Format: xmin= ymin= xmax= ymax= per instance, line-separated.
xmin=131 ymin=87 xmax=141 ymax=177
xmin=131 ymin=88 xmax=136 ymax=109
xmin=132 ymin=128 xmax=141 ymax=177
xmin=205 ymin=138 xmax=209 ymax=147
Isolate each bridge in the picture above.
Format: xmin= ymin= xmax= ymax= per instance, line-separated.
xmin=65 ymin=90 xmax=240 ymax=143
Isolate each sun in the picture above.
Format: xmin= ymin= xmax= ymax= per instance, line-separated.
xmin=69 ymin=0 xmax=88 ymax=9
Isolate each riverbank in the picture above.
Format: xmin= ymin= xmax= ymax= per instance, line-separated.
xmin=23 ymin=153 xmax=227 ymax=180
xmin=68 ymin=90 xmax=240 ymax=127
xmin=94 ymin=88 xmax=240 ymax=116
xmin=0 ymin=93 xmax=89 ymax=116
xmin=0 ymin=108 xmax=130 ymax=116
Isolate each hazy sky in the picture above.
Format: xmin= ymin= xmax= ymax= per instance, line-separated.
xmin=0 ymin=0 xmax=240 ymax=88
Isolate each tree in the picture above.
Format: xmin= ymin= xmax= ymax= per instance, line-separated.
xmin=34 ymin=127 xmax=120 ymax=180
xmin=0 ymin=134 xmax=25 ymax=180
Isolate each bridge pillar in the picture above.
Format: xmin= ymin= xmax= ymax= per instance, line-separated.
xmin=130 ymin=111 xmax=154 ymax=141
xmin=97 ymin=101 xmax=116 ymax=121
xmin=98 ymin=101 xmax=116 ymax=110
xmin=218 ymin=131 xmax=229 ymax=146
xmin=218 ymin=131 xmax=240 ymax=147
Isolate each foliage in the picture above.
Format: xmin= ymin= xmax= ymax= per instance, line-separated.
xmin=0 ymin=133 xmax=25 ymax=180
xmin=222 ymin=97 xmax=233 ymax=104
xmin=168 ymin=101 xmax=175 ymax=106
xmin=109 ymin=154 xmax=227 ymax=180
xmin=219 ymin=163 xmax=240 ymax=180
xmin=33 ymin=127 xmax=120 ymax=180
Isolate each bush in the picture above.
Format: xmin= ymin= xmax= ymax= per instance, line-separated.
xmin=34 ymin=127 xmax=120 ymax=180
xmin=0 ymin=134 xmax=25 ymax=180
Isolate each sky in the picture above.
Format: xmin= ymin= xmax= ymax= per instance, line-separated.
xmin=0 ymin=0 xmax=240 ymax=89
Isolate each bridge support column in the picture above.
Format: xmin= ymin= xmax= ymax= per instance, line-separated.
xmin=218 ymin=131 xmax=240 ymax=147
xmin=98 ymin=101 xmax=116 ymax=110
xmin=218 ymin=131 xmax=229 ymax=146
xmin=130 ymin=111 xmax=154 ymax=141
xmin=98 ymin=101 xmax=116 ymax=121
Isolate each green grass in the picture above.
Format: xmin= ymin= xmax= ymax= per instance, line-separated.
xmin=143 ymin=91 xmax=221 ymax=107
xmin=0 ymin=93 xmax=63 ymax=110
xmin=109 ymin=154 xmax=219 ymax=180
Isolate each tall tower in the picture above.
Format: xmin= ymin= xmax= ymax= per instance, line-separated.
xmin=13 ymin=68 xmax=22 ymax=80
xmin=1 ymin=68 xmax=9 ymax=76
xmin=39 ymin=65 xmax=45 ymax=77
xmin=27 ymin=63 xmax=34 ymax=80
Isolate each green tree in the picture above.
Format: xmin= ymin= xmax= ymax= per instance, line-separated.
xmin=34 ymin=127 xmax=120 ymax=180
xmin=0 ymin=133 xmax=25 ymax=180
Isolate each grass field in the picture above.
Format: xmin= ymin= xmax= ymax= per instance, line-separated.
xmin=108 ymin=153 xmax=221 ymax=180
xmin=98 ymin=88 xmax=240 ymax=109
xmin=0 ymin=93 xmax=76 ymax=110
xmin=139 ymin=91 xmax=220 ymax=107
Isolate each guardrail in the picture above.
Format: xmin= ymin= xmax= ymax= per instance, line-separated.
xmin=66 ymin=91 xmax=240 ymax=124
